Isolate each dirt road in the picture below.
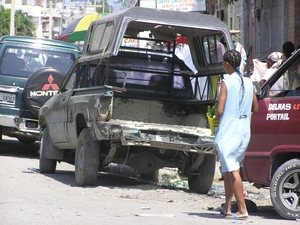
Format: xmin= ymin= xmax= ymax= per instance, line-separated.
xmin=0 ymin=137 xmax=296 ymax=225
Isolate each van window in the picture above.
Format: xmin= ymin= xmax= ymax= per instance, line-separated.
xmin=269 ymin=58 xmax=300 ymax=97
xmin=288 ymin=58 xmax=300 ymax=90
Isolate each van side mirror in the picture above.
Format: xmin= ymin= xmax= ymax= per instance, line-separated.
xmin=253 ymin=81 xmax=262 ymax=96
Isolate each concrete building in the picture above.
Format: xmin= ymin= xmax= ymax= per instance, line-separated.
xmin=247 ymin=0 xmax=300 ymax=60
xmin=207 ymin=0 xmax=300 ymax=73
xmin=1 ymin=0 xmax=63 ymax=38
xmin=2 ymin=0 xmax=299 ymax=63
xmin=0 ymin=0 xmax=96 ymax=39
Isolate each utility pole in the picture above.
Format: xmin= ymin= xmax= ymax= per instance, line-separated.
xmin=49 ymin=0 xmax=53 ymax=39
xmin=94 ymin=0 xmax=105 ymax=13
xmin=10 ymin=0 xmax=15 ymax=35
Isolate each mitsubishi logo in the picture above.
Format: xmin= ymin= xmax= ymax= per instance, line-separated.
xmin=42 ymin=74 xmax=59 ymax=90
xmin=29 ymin=74 xmax=60 ymax=97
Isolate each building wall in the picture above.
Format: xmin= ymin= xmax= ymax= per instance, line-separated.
xmin=1 ymin=0 xmax=96 ymax=39
xmin=253 ymin=0 xmax=283 ymax=60
xmin=250 ymin=0 xmax=300 ymax=60
xmin=211 ymin=0 xmax=300 ymax=73
xmin=288 ymin=0 xmax=300 ymax=48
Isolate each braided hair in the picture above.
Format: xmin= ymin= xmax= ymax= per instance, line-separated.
xmin=223 ymin=49 xmax=244 ymax=106
xmin=223 ymin=49 xmax=242 ymax=73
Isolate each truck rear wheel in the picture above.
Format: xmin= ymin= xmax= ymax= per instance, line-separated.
xmin=75 ymin=128 xmax=100 ymax=186
xmin=39 ymin=127 xmax=57 ymax=173
xmin=188 ymin=154 xmax=216 ymax=194
xmin=270 ymin=158 xmax=300 ymax=220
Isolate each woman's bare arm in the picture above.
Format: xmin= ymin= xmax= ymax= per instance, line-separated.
xmin=216 ymin=81 xmax=227 ymax=120
xmin=252 ymin=88 xmax=259 ymax=113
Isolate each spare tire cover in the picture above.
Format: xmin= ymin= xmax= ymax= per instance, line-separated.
xmin=24 ymin=68 xmax=65 ymax=117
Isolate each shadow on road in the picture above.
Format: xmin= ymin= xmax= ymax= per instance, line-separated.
xmin=1 ymin=134 xmax=190 ymax=193
xmin=39 ymin=170 xmax=149 ymax=188
xmin=188 ymin=206 xmax=284 ymax=221
xmin=29 ymin=164 xmax=191 ymax=196
xmin=0 ymin=137 xmax=39 ymax=159
xmin=38 ymin=168 xmax=188 ymax=191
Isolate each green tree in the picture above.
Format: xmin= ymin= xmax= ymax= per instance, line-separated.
xmin=0 ymin=8 xmax=10 ymax=36
xmin=15 ymin=10 xmax=36 ymax=36
xmin=0 ymin=8 xmax=36 ymax=37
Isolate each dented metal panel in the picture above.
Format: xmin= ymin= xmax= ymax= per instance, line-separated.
xmin=95 ymin=119 xmax=214 ymax=153
xmin=112 ymin=98 xmax=187 ymax=124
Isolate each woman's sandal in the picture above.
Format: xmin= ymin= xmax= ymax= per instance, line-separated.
xmin=220 ymin=207 xmax=230 ymax=217
xmin=225 ymin=213 xmax=248 ymax=220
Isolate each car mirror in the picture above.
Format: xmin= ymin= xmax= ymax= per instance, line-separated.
xmin=253 ymin=81 xmax=262 ymax=96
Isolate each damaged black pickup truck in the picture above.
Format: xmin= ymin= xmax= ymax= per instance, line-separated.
xmin=39 ymin=7 xmax=233 ymax=194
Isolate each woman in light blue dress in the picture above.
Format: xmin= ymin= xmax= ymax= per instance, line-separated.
xmin=215 ymin=50 xmax=259 ymax=219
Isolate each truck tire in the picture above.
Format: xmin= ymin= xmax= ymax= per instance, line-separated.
xmin=75 ymin=128 xmax=100 ymax=186
xmin=39 ymin=127 xmax=57 ymax=173
xmin=188 ymin=154 xmax=216 ymax=194
xmin=140 ymin=170 xmax=159 ymax=182
xmin=270 ymin=158 xmax=300 ymax=220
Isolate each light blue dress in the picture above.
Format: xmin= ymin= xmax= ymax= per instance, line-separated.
xmin=214 ymin=72 xmax=254 ymax=173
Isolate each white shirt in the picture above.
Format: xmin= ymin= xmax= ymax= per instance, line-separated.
xmin=262 ymin=68 xmax=285 ymax=96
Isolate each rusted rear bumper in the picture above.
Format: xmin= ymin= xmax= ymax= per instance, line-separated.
xmin=94 ymin=119 xmax=215 ymax=154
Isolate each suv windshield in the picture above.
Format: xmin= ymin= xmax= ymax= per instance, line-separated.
xmin=0 ymin=47 xmax=76 ymax=77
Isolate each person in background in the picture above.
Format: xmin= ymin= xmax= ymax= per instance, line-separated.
xmin=214 ymin=49 xmax=259 ymax=220
xmin=259 ymin=52 xmax=288 ymax=96
xmin=251 ymin=42 xmax=294 ymax=83
xmin=234 ymin=41 xmax=247 ymax=75
xmin=282 ymin=41 xmax=295 ymax=61
xmin=250 ymin=57 xmax=268 ymax=82
xmin=259 ymin=52 xmax=283 ymax=85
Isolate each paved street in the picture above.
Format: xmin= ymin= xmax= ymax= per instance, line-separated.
xmin=0 ymin=136 xmax=297 ymax=225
